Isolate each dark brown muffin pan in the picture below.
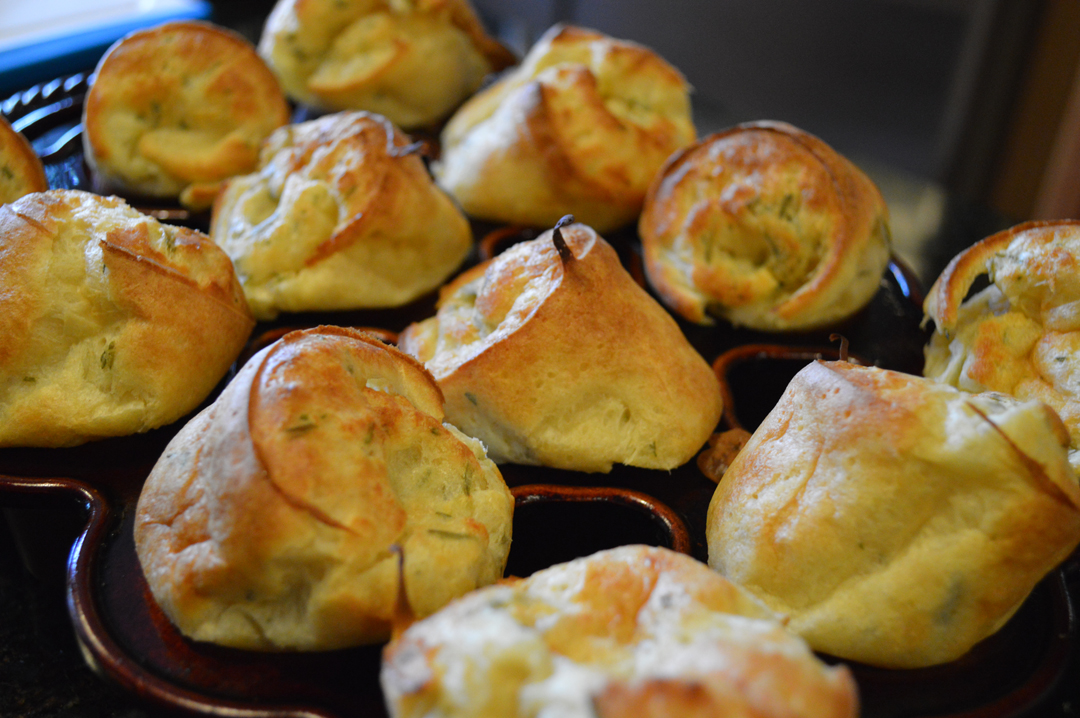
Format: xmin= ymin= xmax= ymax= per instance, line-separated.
xmin=0 ymin=74 xmax=1075 ymax=718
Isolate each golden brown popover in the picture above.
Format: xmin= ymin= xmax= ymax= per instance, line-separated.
xmin=398 ymin=221 xmax=722 ymax=472
xmin=258 ymin=0 xmax=514 ymax=128
xmin=924 ymin=220 xmax=1080 ymax=471
xmin=640 ymin=121 xmax=891 ymax=330
xmin=135 ymin=327 xmax=514 ymax=650
xmin=708 ymin=360 xmax=1080 ymax=668
xmin=0 ymin=190 xmax=253 ymax=447
xmin=83 ymin=20 xmax=289 ymax=208
xmin=435 ymin=24 xmax=696 ymax=233
xmin=382 ymin=545 xmax=858 ymax=718
xmin=210 ymin=111 xmax=473 ymax=320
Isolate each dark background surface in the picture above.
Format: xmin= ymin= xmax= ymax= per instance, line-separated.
xmin=1 ymin=503 xmax=150 ymax=718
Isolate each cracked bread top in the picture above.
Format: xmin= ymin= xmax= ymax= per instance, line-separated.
xmin=82 ymin=20 xmax=289 ymax=207
xmin=435 ymin=24 xmax=695 ymax=233
xmin=134 ymin=326 xmax=513 ymax=650
xmin=0 ymin=189 xmax=252 ymax=447
xmin=398 ymin=222 xmax=722 ymax=473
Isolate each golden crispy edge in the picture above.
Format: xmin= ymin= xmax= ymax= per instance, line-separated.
xmin=428 ymin=225 xmax=722 ymax=468
xmin=923 ymin=220 xmax=1080 ymax=333
xmin=0 ymin=116 xmax=48 ymax=201
xmin=639 ymin=140 xmax=714 ymax=324
xmin=640 ymin=121 xmax=888 ymax=326
xmin=383 ymin=545 xmax=858 ymax=718
xmin=83 ymin=20 xmax=289 ymax=184
xmin=214 ymin=111 xmax=446 ymax=266
xmin=137 ymin=326 xmax=461 ymax=648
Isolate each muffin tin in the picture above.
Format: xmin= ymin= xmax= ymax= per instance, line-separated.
xmin=1 ymin=74 xmax=1077 ymax=718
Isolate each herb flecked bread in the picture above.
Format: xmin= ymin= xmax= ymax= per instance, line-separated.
xmin=82 ymin=20 xmax=290 ymax=209
xmin=135 ymin=327 xmax=514 ymax=650
xmin=923 ymin=220 xmax=1080 ymax=471
xmin=639 ymin=121 xmax=891 ymax=330
xmin=435 ymin=24 xmax=696 ymax=233
xmin=707 ymin=360 xmax=1080 ymax=668
xmin=0 ymin=190 xmax=253 ymax=447
xmin=398 ymin=221 xmax=722 ymax=472
xmin=211 ymin=111 xmax=473 ymax=320
xmin=382 ymin=545 xmax=858 ymax=718
xmin=258 ymin=0 xmax=514 ymax=129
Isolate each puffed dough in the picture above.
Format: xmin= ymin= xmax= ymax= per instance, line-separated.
xmin=707 ymin=360 xmax=1080 ymax=668
xmin=210 ymin=111 xmax=473 ymax=320
xmin=0 ymin=115 xmax=47 ymax=204
xmin=82 ymin=21 xmax=289 ymax=207
xmin=435 ymin=24 xmax=696 ymax=233
xmin=398 ymin=222 xmax=722 ymax=472
xmin=924 ymin=220 xmax=1080 ymax=471
xmin=258 ymin=0 xmax=514 ymax=129
xmin=135 ymin=327 xmax=514 ymax=650
xmin=639 ymin=121 xmax=891 ymax=330
xmin=0 ymin=190 xmax=253 ymax=447
xmin=381 ymin=545 xmax=858 ymax=718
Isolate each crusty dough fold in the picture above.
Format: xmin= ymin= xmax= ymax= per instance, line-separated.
xmin=640 ymin=121 xmax=891 ymax=330
xmin=382 ymin=545 xmax=858 ymax=718
xmin=82 ymin=21 xmax=289 ymax=207
xmin=924 ymin=220 xmax=1080 ymax=471
xmin=258 ymin=0 xmax=514 ymax=128
xmin=707 ymin=360 xmax=1080 ymax=668
xmin=435 ymin=24 xmax=696 ymax=233
xmin=398 ymin=222 xmax=722 ymax=473
xmin=211 ymin=111 xmax=473 ymax=320
xmin=0 ymin=190 xmax=253 ymax=447
xmin=135 ymin=327 xmax=513 ymax=650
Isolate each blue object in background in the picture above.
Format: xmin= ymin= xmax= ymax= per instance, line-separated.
xmin=0 ymin=0 xmax=213 ymax=98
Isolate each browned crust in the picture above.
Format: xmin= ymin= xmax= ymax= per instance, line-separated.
xmin=543 ymin=24 xmax=688 ymax=90
xmin=532 ymin=65 xmax=652 ymax=211
xmin=273 ymin=325 xmax=446 ymax=410
xmin=0 ymin=190 xmax=253 ymax=446
xmin=639 ymin=131 xmax=713 ymax=323
xmin=212 ymin=111 xmax=443 ymax=266
xmin=707 ymin=360 xmax=1080 ymax=667
xmin=0 ymin=200 xmax=52 ymax=366
xmin=84 ymin=20 xmax=288 ymax=194
xmin=640 ymin=120 xmax=888 ymax=327
xmin=755 ymin=122 xmax=883 ymax=320
xmin=301 ymin=116 xmax=414 ymax=265
xmin=101 ymin=221 xmax=253 ymax=322
xmin=437 ymin=23 xmax=694 ymax=233
xmin=457 ymin=62 xmax=653 ymax=225
xmin=263 ymin=0 xmax=512 ymax=127
xmin=924 ymin=220 xmax=1080 ymax=332
xmin=285 ymin=0 xmax=515 ymax=71
xmin=211 ymin=109 xmax=472 ymax=318
xmin=593 ymin=667 xmax=859 ymax=718
xmin=407 ymin=223 xmax=722 ymax=471
xmin=0 ymin=115 xmax=48 ymax=203
xmin=383 ymin=545 xmax=859 ymax=718
xmin=136 ymin=325 xmax=512 ymax=649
